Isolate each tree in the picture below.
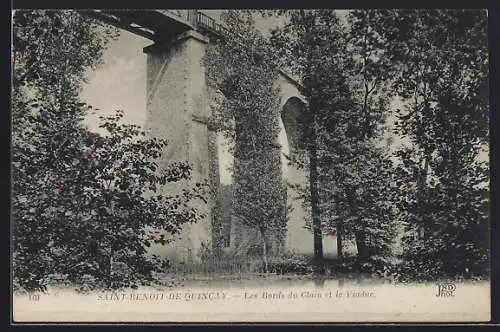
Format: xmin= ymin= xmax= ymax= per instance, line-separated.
xmin=319 ymin=10 xmax=398 ymax=264
xmin=232 ymin=153 xmax=288 ymax=272
xmin=12 ymin=10 xmax=206 ymax=291
xmin=268 ymin=10 xmax=408 ymax=270
xmin=12 ymin=9 xmax=118 ymax=291
xmin=371 ymin=9 xmax=489 ymax=278
xmin=204 ymin=10 xmax=287 ymax=267
xmin=319 ymin=140 xmax=399 ymax=269
xmin=269 ymin=10 xmax=358 ymax=260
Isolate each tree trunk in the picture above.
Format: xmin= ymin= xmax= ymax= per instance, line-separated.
xmin=309 ymin=142 xmax=323 ymax=260
xmin=299 ymin=10 xmax=323 ymax=261
xmin=107 ymin=253 xmax=114 ymax=287
xmin=307 ymin=109 xmax=323 ymax=260
xmin=261 ymin=229 xmax=269 ymax=274
xmin=418 ymin=154 xmax=430 ymax=241
xmin=336 ymin=221 xmax=343 ymax=261
xmin=355 ymin=230 xmax=369 ymax=261
xmin=346 ymin=188 xmax=369 ymax=262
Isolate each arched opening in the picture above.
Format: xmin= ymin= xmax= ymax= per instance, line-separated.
xmin=279 ymin=97 xmax=337 ymax=257
xmin=213 ymin=95 xmax=338 ymax=258
xmin=279 ymin=97 xmax=310 ymax=254
xmin=215 ymin=131 xmax=234 ymax=248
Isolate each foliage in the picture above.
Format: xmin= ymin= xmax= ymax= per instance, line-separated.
xmin=12 ymin=10 xmax=205 ymax=291
xmin=269 ymin=10 xmax=398 ymax=265
xmin=262 ymin=252 xmax=314 ymax=275
xmin=12 ymin=10 xmax=118 ymax=96
xmin=319 ymin=143 xmax=399 ymax=263
xmin=267 ymin=9 xmax=489 ymax=279
xmin=13 ymin=106 xmax=205 ymax=290
xmin=12 ymin=9 xmax=489 ymax=288
xmin=198 ymin=240 xmax=214 ymax=262
xmin=204 ymin=10 xmax=288 ymax=271
xmin=370 ymin=9 xmax=489 ymax=278
xmin=314 ymin=10 xmax=399 ymax=264
xmin=269 ymin=10 xmax=357 ymax=260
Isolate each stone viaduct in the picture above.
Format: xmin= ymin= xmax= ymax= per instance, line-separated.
xmin=86 ymin=9 xmax=336 ymax=262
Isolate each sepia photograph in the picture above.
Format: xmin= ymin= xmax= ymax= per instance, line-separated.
xmin=11 ymin=9 xmax=490 ymax=322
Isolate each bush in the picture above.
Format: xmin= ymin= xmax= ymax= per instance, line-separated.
xmin=255 ymin=252 xmax=313 ymax=275
xmin=198 ymin=241 xmax=213 ymax=262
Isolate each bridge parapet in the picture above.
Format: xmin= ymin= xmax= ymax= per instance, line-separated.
xmin=196 ymin=12 xmax=231 ymax=38
xmin=160 ymin=9 xmax=189 ymax=21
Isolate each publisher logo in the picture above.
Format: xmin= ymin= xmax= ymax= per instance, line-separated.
xmin=436 ymin=282 xmax=456 ymax=297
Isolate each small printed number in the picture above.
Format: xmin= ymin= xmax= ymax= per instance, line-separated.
xmin=28 ymin=294 xmax=40 ymax=302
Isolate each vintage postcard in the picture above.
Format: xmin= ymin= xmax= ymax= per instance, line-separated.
xmin=11 ymin=9 xmax=490 ymax=322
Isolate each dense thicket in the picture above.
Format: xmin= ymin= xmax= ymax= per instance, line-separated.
xmin=370 ymin=9 xmax=489 ymax=279
xmin=12 ymin=10 xmax=206 ymax=291
xmin=267 ymin=9 xmax=488 ymax=278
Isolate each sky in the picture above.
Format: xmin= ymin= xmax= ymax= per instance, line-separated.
xmin=80 ymin=29 xmax=149 ymax=131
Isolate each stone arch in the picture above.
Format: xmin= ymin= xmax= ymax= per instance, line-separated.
xmin=213 ymin=71 xmax=338 ymax=258
xmin=278 ymin=96 xmax=310 ymax=254
xmin=214 ymin=129 xmax=234 ymax=250
xmin=278 ymin=95 xmax=337 ymax=258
